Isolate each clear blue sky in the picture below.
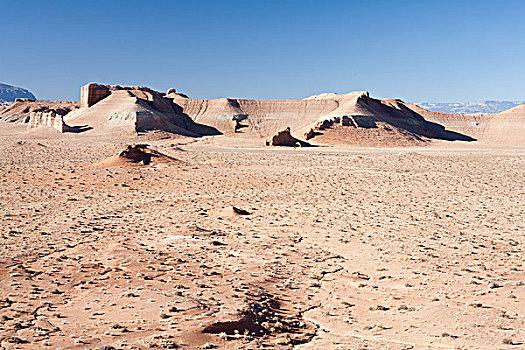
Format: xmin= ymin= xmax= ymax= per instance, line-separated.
xmin=1 ymin=0 xmax=524 ymax=102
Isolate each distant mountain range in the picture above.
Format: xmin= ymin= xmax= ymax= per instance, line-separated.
xmin=0 ymin=83 xmax=36 ymax=104
xmin=417 ymin=101 xmax=525 ymax=115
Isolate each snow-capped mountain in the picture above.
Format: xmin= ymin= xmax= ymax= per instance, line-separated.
xmin=417 ymin=101 xmax=525 ymax=115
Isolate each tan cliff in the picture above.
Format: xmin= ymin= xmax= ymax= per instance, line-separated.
xmin=27 ymin=111 xmax=71 ymax=132
xmin=2 ymin=82 xmax=523 ymax=146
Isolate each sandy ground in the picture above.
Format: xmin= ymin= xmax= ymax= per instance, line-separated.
xmin=0 ymin=123 xmax=524 ymax=349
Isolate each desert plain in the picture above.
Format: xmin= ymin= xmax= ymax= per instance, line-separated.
xmin=0 ymin=85 xmax=524 ymax=349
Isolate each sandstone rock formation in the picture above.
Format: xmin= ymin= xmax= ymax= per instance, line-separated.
xmin=4 ymin=82 xmax=522 ymax=146
xmin=409 ymin=103 xmax=525 ymax=146
xmin=170 ymin=90 xmax=475 ymax=145
xmin=0 ymin=99 xmax=80 ymax=123
xmin=91 ymin=144 xmax=184 ymax=168
xmin=27 ymin=111 xmax=71 ymax=132
xmin=266 ymin=127 xmax=312 ymax=147
xmin=80 ymin=83 xmax=111 ymax=107
xmin=231 ymin=114 xmax=249 ymax=133
xmin=305 ymin=115 xmax=378 ymax=139
xmin=66 ymin=83 xmax=220 ymax=136
xmin=486 ymin=105 xmax=525 ymax=145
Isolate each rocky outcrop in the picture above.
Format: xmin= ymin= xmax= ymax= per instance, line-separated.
xmin=266 ymin=127 xmax=312 ymax=147
xmin=305 ymin=115 xmax=378 ymax=139
xmin=73 ymin=84 xmax=475 ymax=145
xmin=67 ymin=84 xmax=221 ymax=136
xmin=81 ymin=83 xmax=111 ymax=107
xmin=232 ymin=114 xmax=249 ymax=133
xmin=0 ymin=99 xmax=80 ymax=123
xmin=3 ymin=82 xmax=482 ymax=145
xmin=170 ymin=89 xmax=476 ymax=145
xmin=27 ymin=111 xmax=71 ymax=132
xmin=80 ymin=83 xmax=161 ymax=107
xmin=91 ymin=144 xmax=185 ymax=168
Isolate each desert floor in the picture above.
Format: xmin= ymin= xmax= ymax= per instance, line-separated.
xmin=0 ymin=124 xmax=524 ymax=349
